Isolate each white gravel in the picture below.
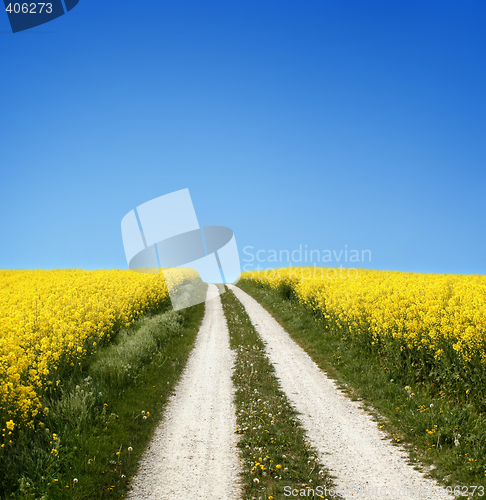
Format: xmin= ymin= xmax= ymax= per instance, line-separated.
xmin=229 ymin=284 xmax=453 ymax=500
xmin=128 ymin=285 xmax=241 ymax=500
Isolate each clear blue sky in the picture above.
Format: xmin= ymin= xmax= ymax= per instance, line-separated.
xmin=1 ymin=0 xmax=485 ymax=275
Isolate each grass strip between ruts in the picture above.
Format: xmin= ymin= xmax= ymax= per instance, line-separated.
xmin=221 ymin=286 xmax=343 ymax=500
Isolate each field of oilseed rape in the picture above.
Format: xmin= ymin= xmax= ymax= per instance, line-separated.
xmin=243 ymin=268 xmax=486 ymax=404
xmin=0 ymin=268 xmax=196 ymax=434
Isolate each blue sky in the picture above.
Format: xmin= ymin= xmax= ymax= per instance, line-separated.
xmin=1 ymin=0 xmax=485 ymax=275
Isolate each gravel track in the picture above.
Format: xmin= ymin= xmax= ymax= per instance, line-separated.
xmin=229 ymin=284 xmax=452 ymax=500
xmin=128 ymin=285 xmax=241 ymax=500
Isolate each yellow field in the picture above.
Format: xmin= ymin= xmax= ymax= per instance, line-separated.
xmin=243 ymin=267 xmax=486 ymax=394
xmin=0 ymin=268 xmax=194 ymax=431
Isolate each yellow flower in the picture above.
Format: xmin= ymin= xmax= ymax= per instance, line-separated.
xmin=242 ymin=267 xmax=486 ymax=398
xmin=0 ymin=268 xmax=196 ymax=432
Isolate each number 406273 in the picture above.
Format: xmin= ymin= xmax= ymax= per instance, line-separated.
xmin=5 ymin=3 xmax=53 ymax=14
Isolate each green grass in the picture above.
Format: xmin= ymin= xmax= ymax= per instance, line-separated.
xmin=2 ymin=300 xmax=205 ymax=499
xmin=237 ymin=278 xmax=486 ymax=495
xmin=221 ymin=286 xmax=343 ymax=500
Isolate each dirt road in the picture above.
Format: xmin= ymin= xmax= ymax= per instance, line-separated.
xmin=129 ymin=284 xmax=452 ymax=499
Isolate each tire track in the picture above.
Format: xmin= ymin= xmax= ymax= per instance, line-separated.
xmin=229 ymin=284 xmax=452 ymax=500
xmin=128 ymin=285 xmax=241 ymax=500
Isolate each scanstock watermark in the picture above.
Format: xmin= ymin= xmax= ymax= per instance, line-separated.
xmin=242 ymin=244 xmax=372 ymax=279
xmin=3 ymin=0 xmax=80 ymax=33
xmin=121 ymin=189 xmax=241 ymax=311
xmin=283 ymin=484 xmax=478 ymax=497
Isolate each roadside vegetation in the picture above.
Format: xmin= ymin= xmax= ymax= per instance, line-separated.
xmin=238 ymin=276 xmax=486 ymax=492
xmin=2 ymin=300 xmax=205 ymax=499
xmin=221 ymin=286 xmax=343 ymax=500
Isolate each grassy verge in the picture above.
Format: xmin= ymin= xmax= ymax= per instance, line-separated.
xmin=221 ymin=286 xmax=343 ymax=500
xmin=237 ymin=279 xmax=486 ymax=494
xmin=3 ymin=300 xmax=205 ymax=500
